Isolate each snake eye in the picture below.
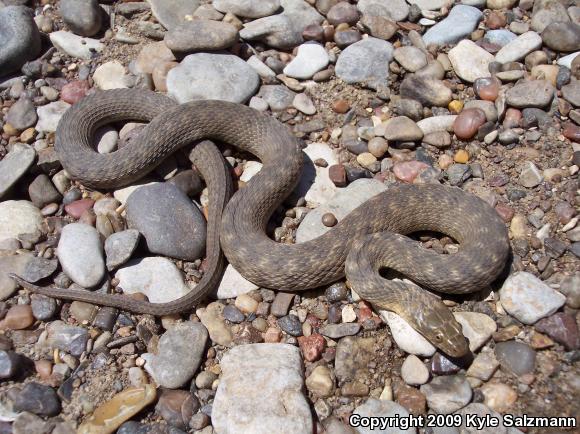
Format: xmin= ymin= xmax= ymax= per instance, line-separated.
xmin=434 ymin=334 xmax=443 ymax=342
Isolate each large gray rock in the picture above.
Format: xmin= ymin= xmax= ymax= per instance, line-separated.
xmin=542 ymin=22 xmax=580 ymax=53
xmin=49 ymin=31 xmax=104 ymax=60
xmin=213 ymin=344 xmax=312 ymax=434
xmin=167 ymin=53 xmax=259 ymax=103
xmin=126 ymin=183 xmax=206 ymax=261
xmin=335 ymin=37 xmax=393 ymax=90
xmin=0 ymin=144 xmax=36 ymax=199
xmin=164 ymin=20 xmax=238 ymax=54
xmin=213 ymin=0 xmax=280 ymax=18
xmin=59 ymin=0 xmax=102 ymax=37
xmin=147 ymin=0 xmax=201 ymax=30
xmin=0 ymin=200 xmax=43 ymax=243
xmin=104 ymin=229 xmax=140 ymax=270
xmin=0 ymin=6 xmax=41 ymax=77
xmin=57 ymin=223 xmax=105 ymax=288
xmin=142 ymin=321 xmax=208 ymax=388
xmin=5 ymin=98 xmax=37 ymax=130
xmin=357 ymin=0 xmax=409 ymax=21
xmin=422 ymin=5 xmax=482 ymax=46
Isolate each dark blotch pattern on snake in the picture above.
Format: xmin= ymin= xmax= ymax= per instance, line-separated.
xmin=11 ymin=89 xmax=510 ymax=357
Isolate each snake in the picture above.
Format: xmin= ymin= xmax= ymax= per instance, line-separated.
xmin=11 ymin=89 xmax=510 ymax=357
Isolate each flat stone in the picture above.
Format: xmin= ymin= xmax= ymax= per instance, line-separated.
xmin=0 ymin=200 xmax=43 ymax=243
xmin=12 ymin=382 xmax=61 ymax=417
xmin=5 ymin=97 xmax=37 ymax=130
xmin=422 ymin=5 xmax=482 ymax=46
xmin=393 ymin=46 xmax=427 ymax=73
xmin=283 ymin=42 xmax=329 ymax=79
xmin=45 ymin=320 xmax=89 ymax=357
xmin=93 ymin=61 xmax=129 ymax=90
xmin=400 ymin=76 xmax=452 ymax=107
xmin=215 ymin=264 xmax=259 ymax=299
xmin=35 ymin=101 xmax=71 ymax=133
xmin=357 ymin=0 xmax=409 ymax=22
xmin=58 ymin=223 xmax=105 ymax=288
xmin=499 ymin=271 xmax=566 ymax=324
xmin=562 ymin=81 xmax=580 ymax=107
xmin=382 ymin=116 xmax=423 ymax=141
xmin=126 ymin=183 xmax=206 ymax=261
xmin=319 ymin=323 xmax=361 ymax=338
xmin=60 ymin=0 xmax=102 ymax=37
xmin=335 ymin=37 xmax=394 ymax=90
xmin=164 ymin=20 xmax=238 ymax=54
xmin=0 ymin=6 xmax=41 ymax=76
xmin=104 ymin=229 xmax=140 ymax=270
xmin=381 ymin=311 xmax=436 ymax=357
xmin=213 ymin=0 xmax=280 ymax=18
xmin=453 ymin=312 xmax=496 ymax=352
xmin=196 ymin=302 xmax=233 ymax=346
xmin=506 ymin=80 xmax=554 ymax=108
xmin=484 ymin=29 xmax=517 ymax=47
xmin=49 ymin=31 xmax=104 ymax=60
xmin=296 ymin=179 xmax=387 ymax=242
xmin=142 ymin=321 xmax=208 ymax=388
xmin=408 ymin=0 xmax=447 ymax=10
xmin=401 ymin=355 xmax=429 ymax=386
xmin=292 ymin=142 xmax=339 ymax=206
xmin=0 ymin=144 xmax=36 ymax=199
xmin=420 ymin=375 xmax=472 ymax=414
xmin=115 ymin=257 xmax=192 ymax=303
xmin=518 ymin=161 xmax=543 ymax=188
xmin=417 ymin=115 xmax=457 ymax=134
xmin=147 ymin=0 xmax=201 ymax=30
xmin=494 ymin=341 xmax=536 ymax=375
xmin=542 ymin=22 xmax=580 ymax=52
xmin=495 ymin=31 xmax=542 ymax=64
xmin=531 ymin=0 xmax=570 ymax=33
xmin=167 ymin=53 xmax=259 ymax=103
xmin=213 ymin=344 xmax=312 ymax=434
xmin=448 ymin=40 xmax=494 ymax=83
xmin=0 ymin=254 xmax=57 ymax=300
xmin=353 ymin=398 xmax=415 ymax=433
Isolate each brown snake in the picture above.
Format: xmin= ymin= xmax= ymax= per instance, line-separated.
xmin=11 ymin=89 xmax=510 ymax=357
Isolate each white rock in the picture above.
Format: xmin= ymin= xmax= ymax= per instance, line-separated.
xmin=35 ymin=101 xmax=71 ymax=133
xmin=215 ymin=264 xmax=259 ymax=299
xmin=296 ymin=179 xmax=388 ymax=243
xmin=341 ymin=304 xmax=357 ymax=323
xmin=239 ymin=161 xmax=263 ymax=182
xmin=352 ymin=398 xmax=416 ymax=434
xmin=246 ymin=55 xmax=276 ymax=78
xmin=499 ymin=271 xmax=566 ymax=324
xmin=453 ymin=312 xmax=496 ymax=352
xmin=292 ymin=93 xmax=316 ymax=115
xmin=58 ymin=223 xmax=105 ymax=288
xmin=448 ymin=40 xmax=494 ymax=83
xmin=416 ymin=115 xmax=457 ymax=135
xmin=0 ymin=200 xmax=43 ymax=243
xmin=408 ymin=0 xmax=448 ymax=10
xmin=113 ymin=179 xmax=159 ymax=205
xmin=95 ymin=126 xmax=119 ymax=154
xmin=292 ymin=142 xmax=339 ymax=206
xmin=93 ymin=61 xmax=129 ymax=90
xmin=115 ymin=257 xmax=192 ymax=303
xmin=401 ymin=355 xmax=429 ymax=386
xmin=494 ymin=31 xmax=542 ymax=64
xmin=381 ymin=311 xmax=436 ymax=357
xmin=212 ymin=344 xmax=313 ymax=434
xmin=557 ymin=52 xmax=579 ymax=69
xmin=49 ymin=30 xmax=104 ymax=60
xmin=283 ymin=42 xmax=329 ymax=79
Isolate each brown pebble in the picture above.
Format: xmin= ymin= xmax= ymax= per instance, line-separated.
xmin=473 ymin=77 xmax=501 ymax=101
xmin=563 ymin=122 xmax=580 ymax=143
xmin=328 ymin=164 xmax=347 ymax=187
xmin=322 ymin=213 xmax=337 ymax=227
xmin=453 ymin=108 xmax=487 ymax=140
xmin=0 ymin=305 xmax=34 ymax=330
xmin=65 ymin=198 xmax=95 ymax=219
xmin=486 ymin=11 xmax=506 ymax=29
xmin=332 ymin=99 xmax=350 ymax=113
xmin=503 ymin=108 xmax=522 ymax=129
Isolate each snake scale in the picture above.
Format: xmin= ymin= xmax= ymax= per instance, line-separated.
xmin=11 ymin=89 xmax=510 ymax=357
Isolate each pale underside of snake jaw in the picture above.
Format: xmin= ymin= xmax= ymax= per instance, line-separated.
xmin=10 ymin=89 xmax=510 ymax=357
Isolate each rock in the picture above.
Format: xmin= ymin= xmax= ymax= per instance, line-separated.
xmin=35 ymin=101 xmax=71 ymax=133
xmin=104 ymin=229 xmax=140 ymax=270
xmin=49 ymin=31 xmax=104 ymax=60
xmin=399 ymin=76 xmax=452 ymax=107
xmin=28 ymin=174 xmax=62 ymax=209
xmin=562 ymin=81 xmax=580 ymax=107
xmin=78 ymin=385 xmax=157 ymax=434
xmin=381 ymin=311 xmax=436 ymax=357
xmin=422 ymin=5 xmax=482 ymax=46
xmin=283 ymin=42 xmax=329 ymax=79
xmin=0 ymin=200 xmax=42 ymax=243
xmin=506 ymin=80 xmax=554 ymax=108
xmin=293 ymin=93 xmax=316 ymax=115
xmin=518 ymin=161 xmax=543 ymax=188
xmin=5 ymin=98 xmax=37 ymax=130
xmin=494 ymin=341 xmax=536 ymax=375
xmin=126 ymin=183 xmax=206 ymax=261
xmin=59 ymin=0 xmax=102 ymax=37
xmin=542 ymin=22 xmax=580 ymax=52
xmin=420 ymin=375 xmax=472 ymax=414
xmin=327 ymin=2 xmax=359 ymax=25
xmin=360 ymin=15 xmax=397 ymax=40
xmin=531 ymin=0 xmax=570 ymax=33
xmin=466 ymin=349 xmax=500 ymax=381
xmin=401 ymin=355 xmax=429 ymax=386
xmin=258 ymin=85 xmax=296 ymax=111
xmin=147 ymin=0 xmax=201 ymax=30
xmin=213 ymin=0 xmax=280 ymax=18
xmin=500 ymin=271 xmax=566 ymax=325
xmin=12 ymin=383 xmax=61 ymax=417
xmin=155 ymin=389 xmax=199 ymax=430
xmin=0 ymin=144 xmax=36 ymax=199
xmin=393 ymin=46 xmax=427 ymax=73
xmin=115 ymin=257 xmax=191 ymax=303
xmin=417 ymin=115 xmax=457 ymax=134
xmin=296 ymin=179 xmax=387 ymax=242
xmin=0 ymin=254 xmax=57 ymax=300
xmin=0 ymin=305 xmax=33 ymax=330
xmin=408 ymin=0 xmax=447 ymax=10
xmin=213 ymin=344 xmax=312 ymax=434
xmin=215 ymin=264 xmax=259 ymax=299
xmin=453 ymin=108 xmax=487 ymax=140
xmin=319 ymin=323 xmax=361 ymax=338
xmin=0 ymin=350 xmax=20 ymax=379
xmin=485 ymin=29 xmax=517 ymax=47
xmin=61 ymin=80 xmax=90 ymax=105
xmin=167 ymin=53 xmax=259 ymax=103
xmin=93 ymin=61 xmax=128 ymax=90
xmin=557 ymin=51 xmax=580 ymax=70
xmin=197 ymin=302 xmax=233 ymax=346
xmin=335 ymin=37 xmax=393 ymax=90
xmin=305 ymin=365 xmax=334 ymax=397
xmin=142 ymin=321 xmax=207 ymax=388
xmin=535 ymin=313 xmax=580 ymax=350
xmin=135 ymin=42 xmax=176 ymax=75
xmin=352 ymin=399 xmax=415 ymax=433
xmin=0 ymin=6 xmax=41 ymax=76
xmin=383 ymin=116 xmax=423 ymax=141
xmin=495 ymin=31 xmax=542 ymax=64
xmin=292 ymin=142 xmax=339 ymax=205
xmin=453 ymin=312 xmax=496 ymax=352
xmin=164 ymin=20 xmax=238 ymax=54
xmin=357 ymin=0 xmax=409 ymax=22
xmin=448 ymin=40 xmax=494 ymax=83
xmin=58 ymin=223 xmax=105 ymax=288
xmin=278 ymin=314 xmax=302 ymax=336
xmin=95 ymin=126 xmax=119 ymax=154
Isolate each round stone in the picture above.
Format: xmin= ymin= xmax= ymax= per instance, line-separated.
xmin=453 ymin=108 xmax=487 ymax=140
xmin=58 ymin=223 xmax=105 ymax=288
xmin=59 ymin=0 xmax=102 ymax=37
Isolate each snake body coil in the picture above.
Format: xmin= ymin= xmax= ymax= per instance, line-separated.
xmin=12 ymin=89 xmax=510 ymax=356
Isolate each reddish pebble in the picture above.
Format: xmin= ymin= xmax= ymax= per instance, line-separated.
xmin=328 ymin=164 xmax=347 ymax=187
xmin=332 ymin=99 xmax=350 ymax=114
xmin=486 ymin=12 xmax=506 ymax=29
xmin=563 ymin=122 xmax=580 ymax=143
xmin=357 ymin=302 xmax=373 ymax=323
xmin=535 ymin=313 xmax=580 ymax=350
xmin=60 ymin=80 xmax=90 ymax=104
xmin=453 ymin=108 xmax=487 ymax=140
xmin=297 ymin=334 xmax=326 ymax=362
xmin=393 ymin=161 xmax=429 ymax=183
xmin=503 ymin=108 xmax=522 ymax=129
xmin=495 ymin=203 xmax=515 ymax=222
xmin=65 ymin=198 xmax=95 ymax=219
xmin=473 ymin=77 xmax=501 ymax=101
xmin=0 ymin=305 xmax=34 ymax=330
xmin=264 ymin=327 xmax=281 ymax=343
